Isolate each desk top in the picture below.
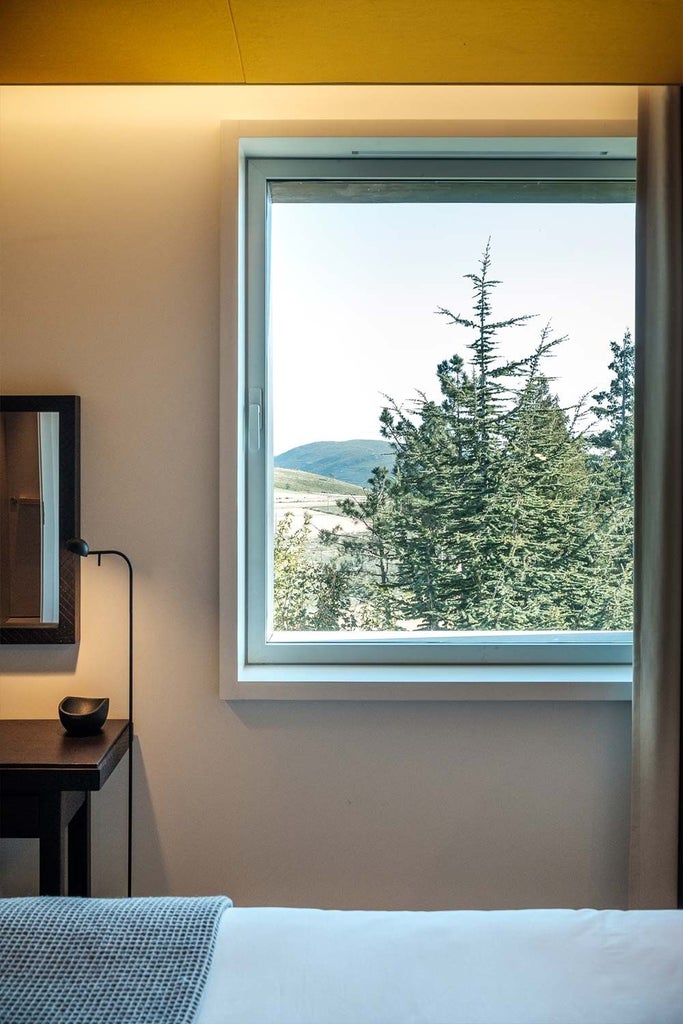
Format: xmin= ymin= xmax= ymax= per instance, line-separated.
xmin=0 ymin=719 xmax=130 ymax=791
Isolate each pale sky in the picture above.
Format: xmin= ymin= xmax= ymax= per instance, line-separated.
xmin=270 ymin=201 xmax=635 ymax=456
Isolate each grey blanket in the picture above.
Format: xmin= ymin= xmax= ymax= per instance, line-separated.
xmin=0 ymin=895 xmax=231 ymax=1024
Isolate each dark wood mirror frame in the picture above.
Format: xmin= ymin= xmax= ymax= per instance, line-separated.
xmin=0 ymin=395 xmax=80 ymax=644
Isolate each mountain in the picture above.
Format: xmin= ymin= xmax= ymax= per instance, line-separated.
xmin=274 ymin=439 xmax=395 ymax=488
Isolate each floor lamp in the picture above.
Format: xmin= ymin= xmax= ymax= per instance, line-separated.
xmin=67 ymin=538 xmax=134 ymax=898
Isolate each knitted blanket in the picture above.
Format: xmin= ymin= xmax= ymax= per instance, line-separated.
xmin=0 ymin=895 xmax=232 ymax=1024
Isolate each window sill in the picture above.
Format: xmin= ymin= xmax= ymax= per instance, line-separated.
xmin=224 ymin=663 xmax=632 ymax=701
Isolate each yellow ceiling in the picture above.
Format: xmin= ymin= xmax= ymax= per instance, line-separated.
xmin=1 ymin=0 xmax=681 ymax=85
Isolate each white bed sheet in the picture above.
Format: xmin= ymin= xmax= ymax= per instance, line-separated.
xmin=197 ymin=907 xmax=683 ymax=1024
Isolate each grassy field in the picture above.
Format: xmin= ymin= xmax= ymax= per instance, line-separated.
xmin=274 ymin=467 xmax=363 ymax=495
xmin=274 ymin=467 xmax=366 ymax=537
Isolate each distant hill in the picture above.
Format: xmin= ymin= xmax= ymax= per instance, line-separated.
xmin=274 ymin=440 xmax=395 ymax=488
xmin=274 ymin=467 xmax=363 ymax=495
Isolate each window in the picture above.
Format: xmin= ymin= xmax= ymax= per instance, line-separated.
xmin=235 ymin=136 xmax=635 ymax=695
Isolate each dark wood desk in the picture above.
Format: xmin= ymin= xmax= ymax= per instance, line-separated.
xmin=0 ymin=719 xmax=130 ymax=896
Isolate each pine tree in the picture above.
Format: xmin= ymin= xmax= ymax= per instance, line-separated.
xmin=380 ymin=243 xmax=539 ymax=629
xmin=435 ymin=239 xmax=535 ymax=493
xmin=336 ymin=466 xmax=404 ymax=629
xmin=589 ymin=329 xmax=635 ymax=502
xmin=377 ymin=247 xmax=631 ymax=631
xmin=584 ymin=329 xmax=635 ymax=628
xmin=380 ymin=382 xmax=484 ymax=628
xmin=483 ymin=338 xmax=606 ymax=629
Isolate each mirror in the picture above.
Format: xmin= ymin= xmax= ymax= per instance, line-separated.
xmin=0 ymin=396 xmax=80 ymax=643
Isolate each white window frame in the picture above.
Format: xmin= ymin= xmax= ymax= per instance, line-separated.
xmin=220 ymin=129 xmax=635 ymax=701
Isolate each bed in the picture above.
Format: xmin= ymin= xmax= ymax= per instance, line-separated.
xmin=2 ymin=898 xmax=682 ymax=1024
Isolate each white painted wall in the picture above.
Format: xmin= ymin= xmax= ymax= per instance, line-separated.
xmin=0 ymin=86 xmax=635 ymax=907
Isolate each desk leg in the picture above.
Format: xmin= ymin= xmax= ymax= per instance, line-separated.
xmin=38 ymin=793 xmax=65 ymax=896
xmin=37 ymin=791 xmax=90 ymax=897
xmin=68 ymin=792 xmax=91 ymax=897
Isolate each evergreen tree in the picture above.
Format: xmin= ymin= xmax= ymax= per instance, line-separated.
xmin=589 ymin=329 xmax=635 ymax=502
xmin=380 ymin=383 xmax=485 ymax=628
xmin=273 ymin=513 xmax=355 ymax=630
xmin=336 ymin=466 xmax=404 ymax=629
xmin=380 ymin=243 xmax=540 ymax=628
xmin=435 ymin=239 xmax=535 ymax=492
xmin=584 ymin=328 xmax=635 ymax=628
xmin=483 ymin=337 xmax=606 ymax=629
xmin=377 ymin=248 xmax=633 ymax=631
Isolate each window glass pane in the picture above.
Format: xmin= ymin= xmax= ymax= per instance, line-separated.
xmin=269 ymin=190 xmax=635 ymax=637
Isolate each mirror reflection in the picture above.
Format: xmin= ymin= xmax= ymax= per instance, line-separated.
xmin=0 ymin=395 xmax=79 ymax=644
xmin=0 ymin=411 xmax=60 ymax=626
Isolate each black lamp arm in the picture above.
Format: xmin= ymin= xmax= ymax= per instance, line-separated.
xmin=72 ymin=547 xmax=134 ymax=727
xmin=90 ymin=551 xmax=133 ymax=728
xmin=66 ymin=538 xmax=134 ymax=897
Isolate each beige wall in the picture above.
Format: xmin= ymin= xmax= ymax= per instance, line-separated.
xmin=0 ymin=86 xmax=635 ymax=907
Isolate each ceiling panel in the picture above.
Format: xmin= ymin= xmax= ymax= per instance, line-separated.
xmin=0 ymin=0 xmax=681 ymax=85
xmin=232 ymin=0 xmax=683 ymax=85
xmin=0 ymin=0 xmax=244 ymax=84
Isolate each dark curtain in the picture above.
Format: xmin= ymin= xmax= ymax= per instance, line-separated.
xmin=630 ymin=86 xmax=683 ymax=909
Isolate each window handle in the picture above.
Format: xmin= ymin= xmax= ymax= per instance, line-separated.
xmin=248 ymin=388 xmax=263 ymax=451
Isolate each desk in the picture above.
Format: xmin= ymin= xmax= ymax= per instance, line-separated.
xmin=0 ymin=719 xmax=130 ymax=896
